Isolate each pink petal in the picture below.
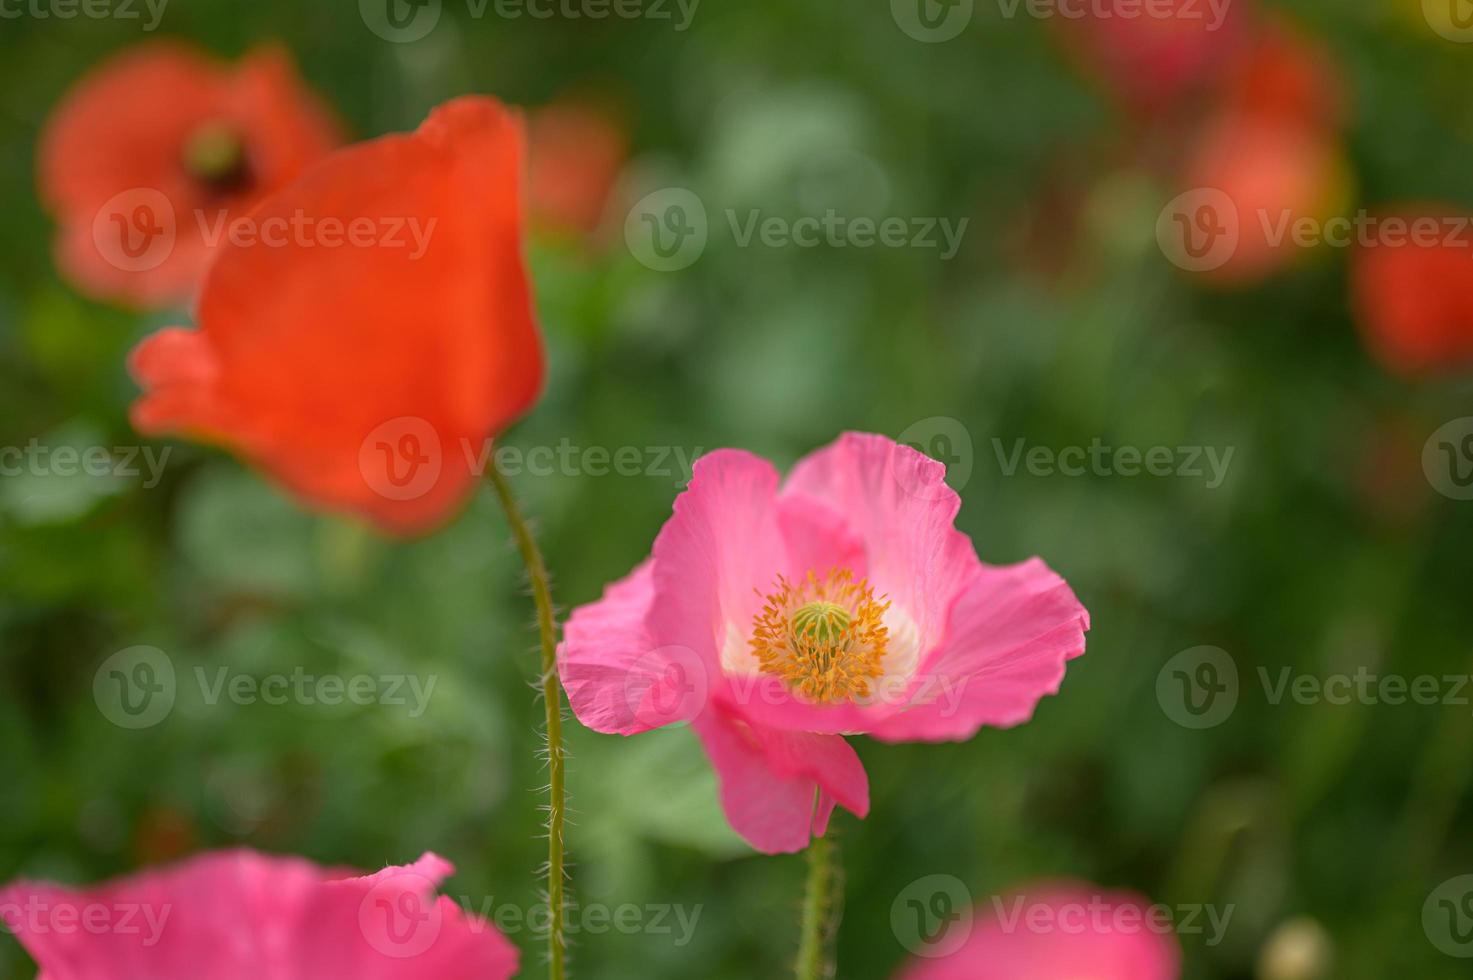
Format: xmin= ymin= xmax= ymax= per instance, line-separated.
xmin=896 ymin=881 xmax=1180 ymax=980
xmin=872 ymin=559 xmax=1088 ymax=743
xmin=647 ymin=449 xmax=790 ymax=663
xmin=0 ymin=850 xmax=517 ymax=980
xmin=782 ymin=433 xmax=980 ymax=655
xmin=559 ymin=560 xmax=707 ymax=734
xmin=691 ymin=705 xmax=870 ymax=855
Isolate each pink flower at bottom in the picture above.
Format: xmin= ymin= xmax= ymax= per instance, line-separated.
xmin=0 ymin=850 xmax=517 ymax=979
xmin=896 ymin=882 xmax=1180 ymax=980
xmin=558 ymin=432 xmax=1089 ymax=854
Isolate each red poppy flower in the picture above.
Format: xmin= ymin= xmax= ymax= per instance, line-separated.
xmin=1350 ymin=208 xmax=1473 ymax=374
xmin=527 ymin=99 xmax=628 ymax=236
xmin=39 ymin=41 xmax=341 ymax=309
xmin=128 ymin=96 xmax=545 ymax=534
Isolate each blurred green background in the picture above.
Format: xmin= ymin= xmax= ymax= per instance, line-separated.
xmin=3 ymin=1 xmax=1473 ymax=978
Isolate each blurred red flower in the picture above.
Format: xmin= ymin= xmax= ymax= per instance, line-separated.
xmin=1056 ymin=0 xmax=1248 ymax=118
xmin=1216 ymin=20 xmax=1346 ymax=130
xmin=527 ymin=98 xmax=628 ymax=236
xmin=1173 ymin=20 xmax=1350 ymax=285
xmin=1350 ymin=208 xmax=1473 ymax=374
xmin=39 ymin=41 xmax=342 ymax=309
xmin=128 ymin=96 xmax=544 ymax=534
xmin=1180 ymin=114 xmax=1349 ymax=285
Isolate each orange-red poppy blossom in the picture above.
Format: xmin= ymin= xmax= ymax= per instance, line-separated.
xmin=129 ymin=96 xmax=545 ymax=534
xmin=39 ymin=41 xmax=341 ymax=308
xmin=1351 ymin=208 xmax=1473 ymax=375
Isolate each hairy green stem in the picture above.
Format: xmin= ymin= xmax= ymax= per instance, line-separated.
xmin=796 ymin=824 xmax=840 ymax=980
xmin=487 ymin=464 xmax=567 ymax=980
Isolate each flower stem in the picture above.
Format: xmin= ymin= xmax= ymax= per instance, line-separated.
xmin=795 ymin=822 xmax=840 ymax=980
xmin=487 ymin=463 xmax=567 ymax=980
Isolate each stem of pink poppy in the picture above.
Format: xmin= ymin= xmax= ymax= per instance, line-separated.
xmin=795 ymin=815 xmax=840 ymax=980
xmin=486 ymin=464 xmax=568 ymax=980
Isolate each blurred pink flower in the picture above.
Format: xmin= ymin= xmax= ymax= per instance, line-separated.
xmin=0 ymin=850 xmax=518 ymax=979
xmin=895 ymin=882 xmax=1180 ymax=980
xmin=558 ymin=432 xmax=1089 ymax=854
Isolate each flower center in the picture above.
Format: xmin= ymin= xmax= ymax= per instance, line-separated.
xmin=751 ymin=568 xmax=889 ymax=705
xmin=183 ymin=122 xmax=250 ymax=193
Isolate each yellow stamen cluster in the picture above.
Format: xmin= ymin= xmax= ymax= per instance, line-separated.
xmin=751 ymin=568 xmax=890 ymax=705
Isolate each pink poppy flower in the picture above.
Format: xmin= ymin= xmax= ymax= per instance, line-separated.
xmin=895 ymin=882 xmax=1180 ymax=980
xmin=0 ymin=850 xmax=518 ymax=978
xmin=558 ymin=432 xmax=1089 ymax=854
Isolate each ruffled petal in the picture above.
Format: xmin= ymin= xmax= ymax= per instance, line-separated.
xmin=782 ymin=433 xmax=980 ymax=656
xmin=559 ymin=560 xmax=709 ymax=734
xmin=691 ymin=706 xmax=869 ymax=855
xmin=871 ymin=559 xmax=1088 ymax=743
xmin=646 ymin=449 xmax=789 ymax=673
xmin=0 ymin=851 xmax=516 ymax=980
xmin=128 ymin=96 xmax=543 ymax=535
